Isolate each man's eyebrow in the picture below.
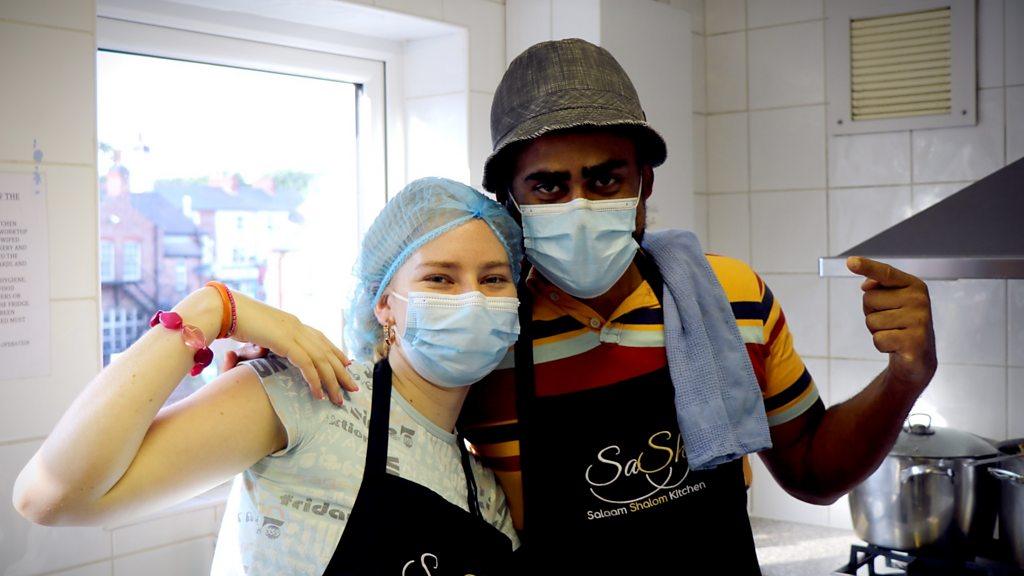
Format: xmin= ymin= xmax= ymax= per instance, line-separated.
xmin=581 ymin=159 xmax=628 ymax=178
xmin=523 ymin=170 xmax=571 ymax=182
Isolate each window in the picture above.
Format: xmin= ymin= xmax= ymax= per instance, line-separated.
xmin=123 ymin=241 xmax=142 ymax=282
xmin=97 ymin=19 xmax=386 ymax=378
xmin=100 ymin=240 xmax=115 ymax=282
xmin=175 ymin=261 xmax=188 ymax=292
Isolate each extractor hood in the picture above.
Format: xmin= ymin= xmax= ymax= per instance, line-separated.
xmin=819 ymin=157 xmax=1024 ymax=280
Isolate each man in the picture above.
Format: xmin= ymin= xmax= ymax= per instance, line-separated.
xmin=457 ymin=38 xmax=936 ymax=572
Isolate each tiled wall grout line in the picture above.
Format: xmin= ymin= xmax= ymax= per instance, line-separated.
xmin=0 ymin=436 xmax=47 ymax=447
xmin=706 ymin=101 xmax=828 ymax=116
xmin=705 ymin=16 xmax=825 ymax=38
xmin=0 ymin=17 xmax=93 ymax=36
xmin=743 ymin=1 xmax=752 ymax=266
xmin=109 ymin=533 xmax=217 ymax=562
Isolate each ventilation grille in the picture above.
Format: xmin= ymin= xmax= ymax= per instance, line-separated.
xmin=850 ymin=7 xmax=951 ymax=121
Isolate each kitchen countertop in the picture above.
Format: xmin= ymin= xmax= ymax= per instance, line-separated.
xmin=752 ymin=517 xmax=863 ymax=576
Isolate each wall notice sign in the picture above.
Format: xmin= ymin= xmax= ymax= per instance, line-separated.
xmin=0 ymin=172 xmax=50 ymax=380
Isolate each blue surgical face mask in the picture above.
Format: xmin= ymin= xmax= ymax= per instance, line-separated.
xmin=390 ymin=291 xmax=520 ymax=388
xmin=513 ymin=182 xmax=641 ymax=299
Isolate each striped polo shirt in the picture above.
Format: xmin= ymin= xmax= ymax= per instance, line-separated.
xmin=459 ymin=252 xmax=820 ymax=528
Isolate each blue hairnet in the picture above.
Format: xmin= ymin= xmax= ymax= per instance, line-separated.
xmin=347 ymin=177 xmax=524 ymax=361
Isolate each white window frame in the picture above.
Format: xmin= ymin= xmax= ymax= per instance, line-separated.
xmin=97 ymin=17 xmax=389 ymax=239
xmin=122 ymin=240 xmax=142 ymax=282
xmin=95 ymin=18 xmax=393 ymax=514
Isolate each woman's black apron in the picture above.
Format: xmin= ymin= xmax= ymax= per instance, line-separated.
xmin=512 ymin=256 xmax=762 ymax=574
xmin=322 ymin=360 xmax=513 ymax=575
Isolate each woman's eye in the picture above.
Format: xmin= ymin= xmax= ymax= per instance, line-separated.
xmin=482 ymin=275 xmax=510 ymax=285
xmin=424 ymin=275 xmax=451 ymax=284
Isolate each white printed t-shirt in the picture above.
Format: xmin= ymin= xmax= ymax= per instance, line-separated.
xmin=209 ymin=354 xmax=519 ymax=575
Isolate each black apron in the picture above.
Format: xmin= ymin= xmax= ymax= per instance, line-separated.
xmin=513 ymin=257 xmax=762 ymax=574
xmin=323 ymin=360 xmax=513 ymax=576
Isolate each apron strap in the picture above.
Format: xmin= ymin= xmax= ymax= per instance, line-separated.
xmin=513 ymin=276 xmax=536 ymax=539
xmin=365 ymin=359 xmax=394 ymax=479
xmin=371 ymin=359 xmax=488 ymax=520
xmin=456 ymin=432 xmax=483 ymax=519
xmin=634 ymin=249 xmax=666 ymax=307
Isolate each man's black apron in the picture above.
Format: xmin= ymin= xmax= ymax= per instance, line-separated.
xmin=513 ymin=257 xmax=762 ymax=573
xmin=323 ymin=360 xmax=513 ymax=575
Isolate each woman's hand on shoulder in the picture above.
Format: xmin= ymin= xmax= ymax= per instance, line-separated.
xmin=230 ymin=293 xmax=359 ymax=405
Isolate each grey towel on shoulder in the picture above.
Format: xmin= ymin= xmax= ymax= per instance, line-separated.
xmin=641 ymin=229 xmax=772 ymax=471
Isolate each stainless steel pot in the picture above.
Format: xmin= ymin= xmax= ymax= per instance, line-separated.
xmin=848 ymin=414 xmax=1000 ymax=551
xmin=989 ymin=439 xmax=1024 ymax=567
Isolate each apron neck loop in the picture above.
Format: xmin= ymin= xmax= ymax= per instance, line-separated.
xmin=371 ymin=358 xmax=486 ymax=520
xmin=366 ymin=359 xmax=395 ymax=478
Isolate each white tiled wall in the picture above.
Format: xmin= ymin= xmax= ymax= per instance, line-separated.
xmin=760 ymin=274 xmax=828 ymax=358
xmin=750 ymin=189 xmax=826 ymax=273
xmin=401 ymin=0 xmax=507 ymax=191
xmin=749 ymin=106 xmax=826 ymax=190
xmin=828 ymin=131 xmax=911 ymax=188
xmin=828 ymin=186 xmax=912 ymax=254
xmin=0 ymin=3 xmax=107 ymax=575
xmin=707 ymin=112 xmax=749 ymax=192
xmin=1010 ymin=366 xmax=1024 ymax=439
xmin=708 ymin=193 xmax=751 ymax=261
xmin=706 ymin=31 xmax=746 ymax=113
xmin=507 ymin=0 xmax=695 ymax=231
xmin=700 ymin=0 xmax=1024 ymax=529
xmin=912 ymin=88 xmax=1005 ymax=183
xmin=0 ymin=0 xmax=509 ymax=574
xmin=747 ymin=20 xmax=823 ymax=109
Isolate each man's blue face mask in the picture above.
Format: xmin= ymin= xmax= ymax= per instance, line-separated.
xmin=511 ymin=178 xmax=642 ymax=299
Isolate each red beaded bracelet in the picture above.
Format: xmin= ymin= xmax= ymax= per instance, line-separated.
xmin=149 ymin=310 xmax=215 ymax=376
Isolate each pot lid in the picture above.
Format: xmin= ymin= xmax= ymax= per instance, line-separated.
xmin=891 ymin=414 xmax=999 ymax=458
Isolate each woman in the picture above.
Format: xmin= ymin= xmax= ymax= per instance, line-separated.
xmin=13 ymin=178 xmax=523 ymax=575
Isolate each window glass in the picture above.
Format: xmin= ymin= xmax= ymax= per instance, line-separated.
xmin=98 ymin=50 xmax=360 ymax=399
xmin=100 ymin=240 xmax=115 ymax=282
xmin=123 ymin=241 xmax=142 ymax=282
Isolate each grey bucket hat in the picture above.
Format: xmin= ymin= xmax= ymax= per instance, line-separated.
xmin=482 ymin=38 xmax=667 ymax=195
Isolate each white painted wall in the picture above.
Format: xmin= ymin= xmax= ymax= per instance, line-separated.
xmin=505 ymin=0 xmax=696 ymax=231
xmin=699 ymin=0 xmax=1024 ymax=530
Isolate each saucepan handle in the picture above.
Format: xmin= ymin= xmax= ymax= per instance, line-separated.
xmin=900 ymin=464 xmax=953 ymax=484
xmin=989 ymin=468 xmax=1024 ymax=486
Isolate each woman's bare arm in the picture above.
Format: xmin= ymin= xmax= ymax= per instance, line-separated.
xmin=11 ymin=285 xmax=348 ymax=527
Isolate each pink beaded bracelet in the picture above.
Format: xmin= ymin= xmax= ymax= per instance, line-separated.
xmin=149 ymin=310 xmax=215 ymax=376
